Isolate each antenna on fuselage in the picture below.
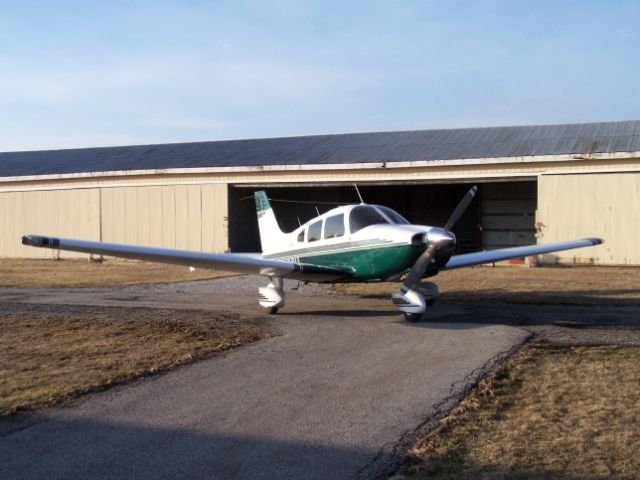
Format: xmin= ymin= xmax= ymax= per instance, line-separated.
xmin=315 ymin=206 xmax=320 ymax=216
xmin=354 ymin=184 xmax=364 ymax=204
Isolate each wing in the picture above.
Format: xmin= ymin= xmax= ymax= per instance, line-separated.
xmin=21 ymin=235 xmax=352 ymax=282
xmin=444 ymin=238 xmax=603 ymax=270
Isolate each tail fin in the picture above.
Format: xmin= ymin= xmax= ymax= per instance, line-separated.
xmin=254 ymin=191 xmax=286 ymax=253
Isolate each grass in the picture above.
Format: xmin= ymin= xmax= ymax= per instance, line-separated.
xmin=0 ymin=258 xmax=233 ymax=288
xmin=336 ymin=266 xmax=640 ymax=305
xmin=0 ymin=309 xmax=270 ymax=415
xmin=397 ymin=346 xmax=640 ymax=480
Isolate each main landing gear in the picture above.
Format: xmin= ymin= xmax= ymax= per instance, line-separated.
xmin=259 ymin=277 xmax=285 ymax=314
xmin=392 ymin=281 xmax=439 ymax=322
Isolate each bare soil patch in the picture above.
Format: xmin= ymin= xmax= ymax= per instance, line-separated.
xmin=397 ymin=345 xmax=640 ymax=480
xmin=0 ymin=303 xmax=272 ymax=415
xmin=0 ymin=258 xmax=233 ymax=288
xmin=336 ymin=266 xmax=640 ymax=305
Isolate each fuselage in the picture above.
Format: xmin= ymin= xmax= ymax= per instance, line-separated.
xmin=262 ymin=204 xmax=449 ymax=281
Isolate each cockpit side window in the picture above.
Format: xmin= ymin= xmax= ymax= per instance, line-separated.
xmin=324 ymin=214 xmax=345 ymax=239
xmin=297 ymin=230 xmax=305 ymax=242
xmin=308 ymin=220 xmax=322 ymax=242
xmin=349 ymin=205 xmax=389 ymax=234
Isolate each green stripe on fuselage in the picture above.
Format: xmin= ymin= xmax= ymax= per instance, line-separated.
xmin=299 ymin=244 xmax=421 ymax=280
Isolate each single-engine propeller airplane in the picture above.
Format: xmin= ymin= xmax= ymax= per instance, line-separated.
xmin=22 ymin=187 xmax=602 ymax=321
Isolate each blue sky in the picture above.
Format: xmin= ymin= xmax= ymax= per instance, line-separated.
xmin=1 ymin=0 xmax=638 ymax=151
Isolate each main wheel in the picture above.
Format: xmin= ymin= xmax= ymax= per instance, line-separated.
xmin=404 ymin=312 xmax=423 ymax=322
xmin=268 ymin=306 xmax=279 ymax=314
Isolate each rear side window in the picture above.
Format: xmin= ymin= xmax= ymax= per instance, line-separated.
xmin=324 ymin=214 xmax=345 ymax=239
xmin=308 ymin=220 xmax=322 ymax=242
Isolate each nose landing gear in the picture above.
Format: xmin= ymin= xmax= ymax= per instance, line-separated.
xmin=259 ymin=277 xmax=285 ymax=314
xmin=392 ymin=281 xmax=439 ymax=322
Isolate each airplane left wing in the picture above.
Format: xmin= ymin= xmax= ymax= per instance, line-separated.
xmin=443 ymin=238 xmax=603 ymax=270
xmin=21 ymin=235 xmax=352 ymax=282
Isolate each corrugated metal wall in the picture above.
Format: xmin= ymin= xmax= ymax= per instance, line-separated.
xmin=538 ymin=173 xmax=639 ymax=265
xmin=0 ymin=183 xmax=228 ymax=258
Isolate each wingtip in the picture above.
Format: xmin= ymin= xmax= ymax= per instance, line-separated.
xmin=585 ymin=237 xmax=604 ymax=245
xmin=21 ymin=235 xmax=37 ymax=246
xmin=22 ymin=235 xmax=60 ymax=247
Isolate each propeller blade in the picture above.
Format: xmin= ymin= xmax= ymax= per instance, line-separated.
xmin=400 ymin=243 xmax=438 ymax=293
xmin=443 ymin=185 xmax=477 ymax=231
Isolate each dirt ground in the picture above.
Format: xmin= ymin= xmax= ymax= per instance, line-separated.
xmin=0 ymin=258 xmax=233 ymax=288
xmin=0 ymin=302 xmax=273 ymax=415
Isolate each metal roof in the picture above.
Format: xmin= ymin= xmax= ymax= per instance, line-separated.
xmin=1 ymin=120 xmax=639 ymax=178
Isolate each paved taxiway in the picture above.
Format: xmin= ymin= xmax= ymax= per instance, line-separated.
xmin=1 ymin=277 xmax=528 ymax=479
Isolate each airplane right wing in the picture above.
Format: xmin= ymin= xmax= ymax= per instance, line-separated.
xmin=21 ymin=235 xmax=353 ymax=282
xmin=443 ymin=238 xmax=603 ymax=270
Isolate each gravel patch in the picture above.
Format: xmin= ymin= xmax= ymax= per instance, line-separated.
xmin=113 ymin=275 xmax=339 ymax=298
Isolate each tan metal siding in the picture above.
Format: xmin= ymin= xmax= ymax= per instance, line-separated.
xmin=0 ymin=184 xmax=229 ymax=258
xmin=0 ymin=189 xmax=100 ymax=258
xmin=161 ymin=186 xmax=176 ymax=249
xmin=212 ymin=184 xmax=229 ymax=252
xmin=148 ymin=186 xmax=164 ymax=248
xmin=187 ymin=186 xmax=201 ymax=251
xmin=538 ymin=173 xmax=640 ymax=265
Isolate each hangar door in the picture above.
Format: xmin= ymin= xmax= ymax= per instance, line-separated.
xmin=480 ymin=182 xmax=537 ymax=250
xmin=229 ymin=181 xmax=536 ymax=254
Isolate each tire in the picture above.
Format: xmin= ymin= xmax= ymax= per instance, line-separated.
xmin=404 ymin=312 xmax=423 ymax=322
xmin=268 ymin=307 xmax=279 ymax=314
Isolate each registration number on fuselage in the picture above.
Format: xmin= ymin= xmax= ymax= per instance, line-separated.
xmin=279 ymin=255 xmax=300 ymax=263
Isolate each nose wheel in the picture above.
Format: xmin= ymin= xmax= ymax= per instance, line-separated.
xmin=404 ymin=312 xmax=424 ymax=322
xmin=393 ymin=282 xmax=439 ymax=322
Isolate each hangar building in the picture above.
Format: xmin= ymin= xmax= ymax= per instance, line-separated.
xmin=1 ymin=120 xmax=639 ymax=265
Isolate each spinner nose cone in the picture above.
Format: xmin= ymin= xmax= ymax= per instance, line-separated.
xmin=427 ymin=228 xmax=456 ymax=269
xmin=427 ymin=227 xmax=456 ymax=246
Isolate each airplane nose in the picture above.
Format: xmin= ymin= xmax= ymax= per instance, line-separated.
xmin=426 ymin=228 xmax=457 ymax=269
xmin=427 ymin=227 xmax=456 ymax=247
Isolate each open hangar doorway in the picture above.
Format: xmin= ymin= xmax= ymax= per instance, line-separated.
xmin=228 ymin=180 xmax=537 ymax=254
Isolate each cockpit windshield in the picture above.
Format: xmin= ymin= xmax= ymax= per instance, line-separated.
xmin=376 ymin=206 xmax=409 ymax=225
xmin=349 ymin=205 xmax=409 ymax=234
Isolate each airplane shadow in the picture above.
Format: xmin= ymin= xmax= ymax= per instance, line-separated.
xmin=444 ymin=288 xmax=640 ymax=307
xmin=280 ymin=298 xmax=640 ymax=331
xmin=279 ymin=309 xmax=393 ymax=318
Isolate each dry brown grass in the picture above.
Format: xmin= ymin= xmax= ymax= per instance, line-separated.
xmin=336 ymin=266 xmax=640 ymax=305
xmin=399 ymin=346 xmax=640 ymax=480
xmin=0 ymin=309 xmax=270 ymax=415
xmin=0 ymin=258 xmax=233 ymax=288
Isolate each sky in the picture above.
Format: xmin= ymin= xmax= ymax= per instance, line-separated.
xmin=1 ymin=0 xmax=638 ymax=152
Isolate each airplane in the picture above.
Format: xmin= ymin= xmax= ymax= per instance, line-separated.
xmin=22 ymin=186 xmax=602 ymax=321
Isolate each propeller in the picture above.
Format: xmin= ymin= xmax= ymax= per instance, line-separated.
xmin=400 ymin=185 xmax=477 ymax=294
xmin=444 ymin=185 xmax=478 ymax=231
